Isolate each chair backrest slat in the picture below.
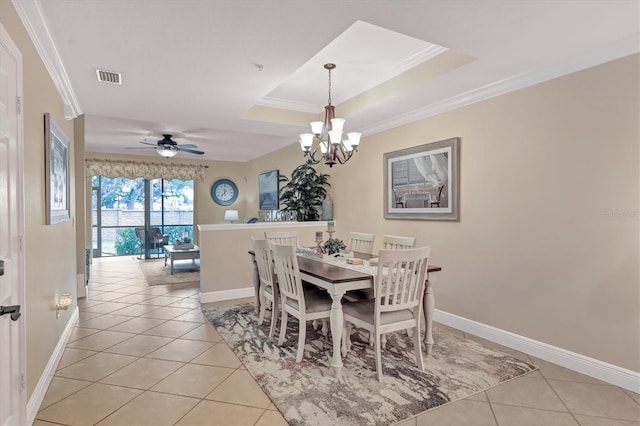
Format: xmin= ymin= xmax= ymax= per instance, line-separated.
xmin=265 ymin=231 xmax=298 ymax=247
xmin=382 ymin=234 xmax=416 ymax=250
xmin=250 ymin=237 xmax=275 ymax=289
xmin=349 ymin=232 xmax=375 ymax=254
xmin=376 ymin=246 xmax=431 ymax=313
xmin=271 ymin=243 xmax=304 ymax=311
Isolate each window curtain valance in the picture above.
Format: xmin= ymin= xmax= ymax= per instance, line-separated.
xmin=85 ymin=159 xmax=207 ymax=180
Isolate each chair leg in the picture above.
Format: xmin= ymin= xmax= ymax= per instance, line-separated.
xmin=258 ymin=296 xmax=267 ymax=325
xmin=375 ymin=330 xmax=383 ymax=382
xmin=296 ymin=319 xmax=306 ymax=363
xmin=412 ymin=323 xmax=424 ymax=371
xmin=278 ymin=304 xmax=288 ymax=346
xmin=321 ymin=319 xmax=329 ymax=336
xmin=268 ymin=296 xmax=278 ymax=338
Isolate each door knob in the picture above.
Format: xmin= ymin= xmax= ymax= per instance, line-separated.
xmin=0 ymin=305 xmax=21 ymax=321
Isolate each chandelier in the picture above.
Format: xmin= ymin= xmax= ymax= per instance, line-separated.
xmin=299 ymin=63 xmax=361 ymax=167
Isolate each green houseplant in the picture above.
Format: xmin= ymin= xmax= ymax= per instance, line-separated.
xmin=279 ymin=162 xmax=330 ymax=221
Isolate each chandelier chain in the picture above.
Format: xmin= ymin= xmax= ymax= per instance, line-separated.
xmin=327 ymin=68 xmax=332 ymax=105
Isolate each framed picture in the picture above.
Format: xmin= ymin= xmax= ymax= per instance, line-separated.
xmin=44 ymin=113 xmax=71 ymax=224
xmin=258 ymin=169 xmax=279 ymax=210
xmin=384 ymin=137 xmax=459 ymax=221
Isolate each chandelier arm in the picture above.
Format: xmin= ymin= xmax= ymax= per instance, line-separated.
xmin=303 ymin=145 xmax=322 ymax=164
xmin=334 ymin=145 xmax=353 ymax=165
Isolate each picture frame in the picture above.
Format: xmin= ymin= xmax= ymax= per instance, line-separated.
xmin=258 ymin=169 xmax=279 ymax=210
xmin=44 ymin=113 xmax=71 ymax=224
xmin=384 ymin=137 xmax=459 ymax=221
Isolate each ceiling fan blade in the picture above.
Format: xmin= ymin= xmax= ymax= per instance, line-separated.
xmin=125 ymin=147 xmax=156 ymax=150
xmin=140 ymin=141 xmax=157 ymax=146
xmin=177 ymin=147 xmax=205 ymax=155
xmin=178 ymin=144 xmax=197 ymax=149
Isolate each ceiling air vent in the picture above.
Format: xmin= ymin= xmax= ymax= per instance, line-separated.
xmin=96 ymin=69 xmax=122 ymax=85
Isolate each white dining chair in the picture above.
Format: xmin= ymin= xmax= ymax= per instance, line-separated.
xmin=382 ymin=235 xmax=416 ymax=250
xmin=348 ymin=232 xmax=375 ymax=255
xmin=345 ymin=234 xmax=415 ymax=304
xmin=251 ymin=237 xmax=280 ymax=338
xmin=271 ymin=243 xmax=333 ymax=363
xmin=264 ymin=230 xmax=298 ymax=247
xmin=342 ymin=245 xmax=432 ymax=382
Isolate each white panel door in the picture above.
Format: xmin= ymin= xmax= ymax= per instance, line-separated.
xmin=0 ymin=23 xmax=25 ymax=426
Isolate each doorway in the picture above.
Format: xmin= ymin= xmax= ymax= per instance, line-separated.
xmin=0 ymin=22 xmax=26 ymax=426
xmin=91 ymin=175 xmax=194 ymax=259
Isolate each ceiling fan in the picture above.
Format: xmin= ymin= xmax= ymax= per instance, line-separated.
xmin=126 ymin=134 xmax=205 ymax=157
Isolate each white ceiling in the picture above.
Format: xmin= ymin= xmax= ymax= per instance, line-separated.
xmin=14 ymin=0 xmax=639 ymax=161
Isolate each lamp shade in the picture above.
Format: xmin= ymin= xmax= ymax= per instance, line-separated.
xmin=224 ymin=210 xmax=239 ymax=223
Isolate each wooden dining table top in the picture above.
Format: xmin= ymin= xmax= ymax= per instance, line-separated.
xmin=249 ymin=249 xmax=442 ymax=284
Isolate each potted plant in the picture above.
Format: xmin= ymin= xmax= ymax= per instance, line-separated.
xmin=322 ymin=237 xmax=346 ymax=255
xmin=279 ymin=162 xmax=330 ymax=221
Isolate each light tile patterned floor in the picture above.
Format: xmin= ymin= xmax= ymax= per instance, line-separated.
xmin=35 ymin=256 xmax=640 ymax=426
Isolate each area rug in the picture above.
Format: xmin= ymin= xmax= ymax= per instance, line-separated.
xmin=140 ymin=259 xmax=199 ymax=286
xmin=202 ymin=303 xmax=537 ymax=426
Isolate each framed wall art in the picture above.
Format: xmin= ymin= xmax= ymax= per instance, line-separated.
xmin=384 ymin=137 xmax=459 ymax=221
xmin=258 ymin=169 xmax=279 ymax=210
xmin=44 ymin=112 xmax=71 ymax=224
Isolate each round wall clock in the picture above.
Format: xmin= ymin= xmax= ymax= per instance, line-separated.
xmin=210 ymin=178 xmax=238 ymax=206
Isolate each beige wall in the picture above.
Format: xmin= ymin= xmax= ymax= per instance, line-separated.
xmin=74 ymin=116 xmax=86 ymax=281
xmin=198 ymin=222 xmax=331 ymax=296
xmin=1 ymin=2 xmax=78 ymax=397
xmin=245 ymin=55 xmax=640 ymax=372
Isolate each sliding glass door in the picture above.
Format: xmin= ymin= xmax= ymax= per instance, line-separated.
xmin=91 ymin=176 xmax=194 ymax=258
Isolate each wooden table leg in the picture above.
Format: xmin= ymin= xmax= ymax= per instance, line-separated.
xmin=329 ymin=289 xmax=346 ymax=378
xmin=423 ymin=279 xmax=434 ymax=355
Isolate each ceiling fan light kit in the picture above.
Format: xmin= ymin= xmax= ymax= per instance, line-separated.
xmin=299 ymin=63 xmax=362 ymax=167
xmin=126 ymin=133 xmax=205 ymax=157
xmin=156 ymin=145 xmax=179 ymax=157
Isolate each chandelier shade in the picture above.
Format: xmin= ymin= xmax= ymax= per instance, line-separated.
xmin=299 ymin=63 xmax=361 ymax=167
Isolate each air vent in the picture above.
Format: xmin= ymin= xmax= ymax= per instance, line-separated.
xmin=96 ymin=69 xmax=122 ymax=85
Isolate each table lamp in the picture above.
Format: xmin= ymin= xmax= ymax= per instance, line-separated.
xmin=224 ymin=210 xmax=239 ymax=224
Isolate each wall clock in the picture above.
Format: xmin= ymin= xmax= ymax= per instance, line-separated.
xmin=210 ymin=178 xmax=238 ymax=206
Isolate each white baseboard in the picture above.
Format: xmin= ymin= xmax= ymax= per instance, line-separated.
xmin=199 ymin=287 xmax=255 ymax=304
xmin=434 ymin=309 xmax=640 ymax=393
xmin=27 ymin=307 xmax=79 ymax=425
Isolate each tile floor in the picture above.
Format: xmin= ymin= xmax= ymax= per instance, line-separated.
xmin=35 ymin=256 xmax=639 ymax=426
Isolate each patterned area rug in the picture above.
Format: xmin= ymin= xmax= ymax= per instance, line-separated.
xmin=202 ymin=303 xmax=536 ymax=426
xmin=140 ymin=259 xmax=199 ymax=286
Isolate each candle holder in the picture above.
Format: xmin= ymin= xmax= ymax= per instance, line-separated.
xmin=315 ymin=231 xmax=324 ymax=253
xmin=327 ymin=221 xmax=336 ymax=240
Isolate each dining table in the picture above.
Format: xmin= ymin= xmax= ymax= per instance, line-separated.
xmin=248 ymin=250 xmax=442 ymax=378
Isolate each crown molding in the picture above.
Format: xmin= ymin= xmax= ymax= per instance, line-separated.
xmin=361 ymin=35 xmax=640 ymax=137
xmin=255 ymin=96 xmax=319 ymax=114
xmin=12 ymin=0 xmax=82 ymax=120
xmin=397 ymin=45 xmax=448 ymax=74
